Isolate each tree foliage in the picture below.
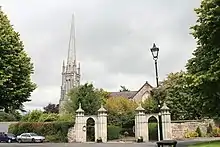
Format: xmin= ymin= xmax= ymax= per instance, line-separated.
xmin=105 ymin=97 xmax=137 ymax=126
xmin=21 ymin=110 xmax=74 ymax=122
xmin=141 ymin=96 xmax=158 ymax=114
xmin=151 ymin=72 xmax=203 ymax=120
xmin=0 ymin=111 xmax=16 ymax=122
xmin=65 ymin=83 xmax=108 ymax=115
xmin=0 ymin=9 xmax=36 ymax=112
xmin=43 ymin=103 xmax=59 ymax=114
xmin=186 ymin=0 xmax=220 ymax=117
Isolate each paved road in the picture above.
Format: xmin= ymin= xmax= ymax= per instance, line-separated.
xmin=0 ymin=142 xmax=193 ymax=147
xmin=0 ymin=138 xmax=219 ymax=147
xmin=0 ymin=143 xmax=156 ymax=147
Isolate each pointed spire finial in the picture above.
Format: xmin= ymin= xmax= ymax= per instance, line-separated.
xmin=98 ymin=103 xmax=107 ymax=112
xmin=136 ymin=103 xmax=145 ymax=111
xmin=161 ymin=102 xmax=169 ymax=111
xmin=76 ymin=102 xmax=84 ymax=113
xmin=67 ymin=13 xmax=76 ymax=64
xmin=138 ymin=103 xmax=142 ymax=108
xmin=62 ymin=60 xmax=66 ymax=72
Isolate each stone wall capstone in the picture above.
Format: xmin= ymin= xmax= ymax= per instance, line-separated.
xmin=171 ymin=119 xmax=215 ymax=139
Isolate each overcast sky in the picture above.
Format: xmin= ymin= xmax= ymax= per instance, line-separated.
xmin=1 ymin=0 xmax=201 ymax=111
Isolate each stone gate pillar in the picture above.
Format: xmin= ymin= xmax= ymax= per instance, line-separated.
xmin=135 ymin=104 xmax=147 ymax=141
xmin=75 ymin=103 xmax=85 ymax=142
xmin=161 ymin=103 xmax=172 ymax=140
xmin=98 ymin=104 xmax=107 ymax=142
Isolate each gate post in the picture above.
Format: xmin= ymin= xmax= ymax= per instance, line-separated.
xmin=161 ymin=103 xmax=172 ymax=140
xmin=135 ymin=104 xmax=147 ymax=141
xmin=98 ymin=104 xmax=107 ymax=142
xmin=75 ymin=103 xmax=85 ymax=142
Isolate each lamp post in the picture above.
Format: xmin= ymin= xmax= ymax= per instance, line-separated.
xmin=150 ymin=43 xmax=163 ymax=141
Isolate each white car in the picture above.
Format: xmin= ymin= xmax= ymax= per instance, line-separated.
xmin=16 ymin=133 xmax=45 ymax=143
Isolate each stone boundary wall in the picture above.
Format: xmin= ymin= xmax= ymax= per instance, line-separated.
xmin=0 ymin=122 xmax=18 ymax=133
xmin=171 ymin=119 xmax=215 ymax=139
xmin=68 ymin=126 xmax=76 ymax=143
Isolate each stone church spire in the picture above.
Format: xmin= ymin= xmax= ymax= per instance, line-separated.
xmin=59 ymin=14 xmax=81 ymax=114
xmin=67 ymin=13 xmax=76 ymax=66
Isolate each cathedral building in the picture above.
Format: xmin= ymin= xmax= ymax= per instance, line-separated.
xmin=59 ymin=14 xmax=80 ymax=114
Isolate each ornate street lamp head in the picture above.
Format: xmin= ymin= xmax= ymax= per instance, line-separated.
xmin=150 ymin=43 xmax=159 ymax=60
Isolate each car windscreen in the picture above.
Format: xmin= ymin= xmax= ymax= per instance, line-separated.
xmin=7 ymin=133 xmax=15 ymax=137
xmin=29 ymin=133 xmax=38 ymax=136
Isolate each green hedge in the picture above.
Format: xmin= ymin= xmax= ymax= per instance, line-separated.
xmin=107 ymin=125 xmax=122 ymax=140
xmin=8 ymin=121 xmax=74 ymax=142
xmin=148 ymin=123 xmax=158 ymax=141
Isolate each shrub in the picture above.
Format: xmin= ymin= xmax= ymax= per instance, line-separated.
xmin=58 ymin=113 xmax=74 ymax=122
xmin=0 ymin=112 xmax=16 ymax=122
xmin=45 ymin=135 xmax=61 ymax=142
xmin=38 ymin=113 xmax=59 ymax=122
xmin=8 ymin=121 xmax=74 ymax=142
xmin=184 ymin=130 xmax=198 ymax=138
xmin=148 ymin=123 xmax=158 ymax=141
xmin=107 ymin=125 xmax=122 ymax=140
xmin=196 ymin=126 xmax=202 ymax=137
xmin=20 ymin=110 xmax=73 ymax=122
xmin=211 ymin=128 xmax=220 ymax=137
xmin=21 ymin=110 xmax=43 ymax=122
xmin=207 ymin=123 xmax=213 ymax=134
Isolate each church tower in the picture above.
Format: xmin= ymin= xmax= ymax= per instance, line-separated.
xmin=59 ymin=14 xmax=80 ymax=114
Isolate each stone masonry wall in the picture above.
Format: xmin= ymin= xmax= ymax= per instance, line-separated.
xmin=171 ymin=119 xmax=215 ymax=139
xmin=67 ymin=119 xmax=217 ymax=142
xmin=68 ymin=126 xmax=76 ymax=143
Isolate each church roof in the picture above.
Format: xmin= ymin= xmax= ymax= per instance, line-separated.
xmin=108 ymin=81 xmax=153 ymax=99
xmin=132 ymin=81 xmax=153 ymax=98
xmin=109 ymin=91 xmax=137 ymax=99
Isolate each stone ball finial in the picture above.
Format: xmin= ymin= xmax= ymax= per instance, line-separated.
xmin=135 ymin=103 xmax=145 ymax=111
xmin=161 ymin=102 xmax=169 ymax=111
xmin=76 ymin=102 xmax=84 ymax=113
xmin=98 ymin=104 xmax=107 ymax=112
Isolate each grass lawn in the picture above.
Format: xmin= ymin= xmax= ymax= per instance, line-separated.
xmin=189 ymin=141 xmax=220 ymax=147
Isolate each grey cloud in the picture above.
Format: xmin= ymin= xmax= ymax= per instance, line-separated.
xmin=1 ymin=0 xmax=201 ymax=110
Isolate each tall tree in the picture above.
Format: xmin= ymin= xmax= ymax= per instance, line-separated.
xmin=43 ymin=103 xmax=59 ymax=114
xmin=164 ymin=72 xmax=203 ymax=120
xmin=186 ymin=0 xmax=220 ymax=117
xmin=141 ymin=96 xmax=158 ymax=114
xmin=65 ymin=83 xmax=107 ymax=115
xmin=150 ymin=72 xmax=203 ymax=120
xmin=0 ymin=9 xmax=36 ymax=112
xmin=105 ymin=96 xmax=137 ymax=126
